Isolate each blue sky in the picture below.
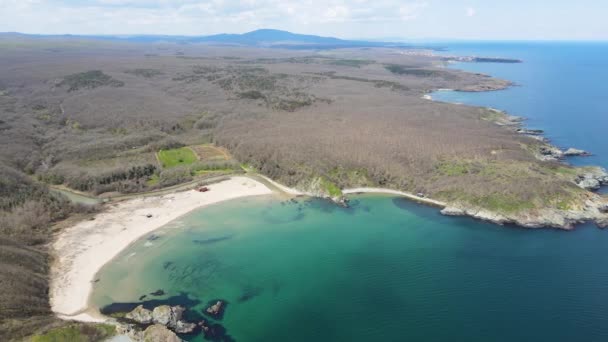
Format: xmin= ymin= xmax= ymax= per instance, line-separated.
xmin=0 ymin=0 xmax=606 ymax=40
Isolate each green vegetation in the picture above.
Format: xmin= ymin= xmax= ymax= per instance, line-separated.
xmin=157 ymin=147 xmax=197 ymax=168
xmin=146 ymin=174 xmax=160 ymax=186
xmin=320 ymin=177 xmax=343 ymax=198
xmin=59 ymin=70 xmax=124 ymax=92
xmin=385 ymin=64 xmax=451 ymax=79
xmin=307 ymin=72 xmax=409 ymax=92
xmin=435 ymin=160 xmax=471 ymax=176
xmin=29 ymin=324 xmax=115 ymax=342
xmin=436 ymin=189 xmax=536 ymax=213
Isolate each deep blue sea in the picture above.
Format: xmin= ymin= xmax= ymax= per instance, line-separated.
xmin=92 ymin=43 xmax=608 ymax=342
xmin=432 ymin=42 xmax=608 ymax=194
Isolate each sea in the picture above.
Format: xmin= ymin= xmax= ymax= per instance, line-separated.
xmin=91 ymin=42 xmax=608 ymax=342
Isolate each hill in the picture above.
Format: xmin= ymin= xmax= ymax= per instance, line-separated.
xmin=0 ymin=29 xmax=410 ymax=49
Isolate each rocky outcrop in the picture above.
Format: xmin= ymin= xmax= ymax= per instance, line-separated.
xmin=441 ymin=206 xmax=511 ymax=226
xmin=174 ymin=320 xmax=197 ymax=334
xmin=537 ymin=145 xmax=564 ymax=161
xmin=440 ymin=207 xmax=465 ymax=216
xmin=564 ymin=148 xmax=591 ymax=157
xmin=517 ymin=128 xmax=544 ymax=135
xmin=440 ymin=194 xmax=608 ymax=229
xmin=575 ymin=167 xmax=608 ymax=190
xmin=152 ymin=305 xmax=184 ymax=327
xmin=123 ymin=305 xmax=195 ymax=338
xmin=126 ymin=305 xmax=153 ymax=324
xmin=143 ymin=324 xmax=182 ymax=342
xmin=205 ymin=300 xmax=225 ymax=318
xmin=533 ymin=145 xmax=592 ymax=162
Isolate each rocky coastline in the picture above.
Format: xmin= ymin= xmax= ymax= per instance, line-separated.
xmin=114 ymin=300 xmax=229 ymax=341
xmin=439 ymin=109 xmax=608 ymax=229
xmin=289 ymin=106 xmax=608 ymax=230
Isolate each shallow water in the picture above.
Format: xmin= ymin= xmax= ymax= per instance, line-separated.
xmin=92 ymin=195 xmax=608 ymax=341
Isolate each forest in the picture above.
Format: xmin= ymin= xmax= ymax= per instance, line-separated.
xmin=0 ymin=34 xmax=590 ymax=340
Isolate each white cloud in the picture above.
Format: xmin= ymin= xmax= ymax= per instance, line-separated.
xmin=0 ymin=0 xmax=430 ymax=35
xmin=399 ymin=2 xmax=428 ymax=20
xmin=466 ymin=7 xmax=476 ymax=17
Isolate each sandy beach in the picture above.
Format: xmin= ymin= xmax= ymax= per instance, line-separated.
xmin=50 ymin=176 xmax=273 ymax=321
xmin=343 ymin=188 xmax=446 ymax=207
xmin=49 ymin=174 xmax=449 ymax=323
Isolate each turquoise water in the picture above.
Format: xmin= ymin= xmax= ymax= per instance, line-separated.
xmin=92 ymin=195 xmax=608 ymax=341
xmin=91 ymin=43 xmax=608 ymax=341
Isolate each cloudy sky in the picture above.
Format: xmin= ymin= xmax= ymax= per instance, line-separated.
xmin=1 ymin=0 xmax=607 ymax=40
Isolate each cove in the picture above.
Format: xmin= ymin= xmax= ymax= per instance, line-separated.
xmin=91 ymin=194 xmax=608 ymax=341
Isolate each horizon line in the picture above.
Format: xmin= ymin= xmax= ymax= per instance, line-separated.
xmin=1 ymin=31 xmax=608 ymax=43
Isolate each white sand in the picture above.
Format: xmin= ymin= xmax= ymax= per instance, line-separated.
xmin=50 ymin=176 xmax=272 ymax=321
xmin=343 ymin=188 xmax=446 ymax=207
xmin=255 ymin=174 xmax=303 ymax=195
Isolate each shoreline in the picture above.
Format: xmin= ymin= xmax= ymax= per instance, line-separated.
xmin=50 ymin=175 xmax=453 ymax=324
xmin=50 ymin=176 xmax=274 ymax=322
xmin=343 ymin=188 xmax=446 ymax=207
xmin=50 ymin=177 xmax=607 ymax=323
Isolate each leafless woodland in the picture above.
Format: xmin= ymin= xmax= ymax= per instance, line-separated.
xmin=0 ymin=36 xmax=581 ymax=339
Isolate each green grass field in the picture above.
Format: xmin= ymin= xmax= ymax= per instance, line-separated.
xmin=157 ymin=147 xmax=197 ymax=168
xmin=30 ymin=324 xmax=115 ymax=342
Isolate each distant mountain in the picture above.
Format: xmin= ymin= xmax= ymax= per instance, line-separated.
xmin=192 ymin=29 xmax=345 ymax=45
xmin=0 ymin=29 xmax=414 ymax=50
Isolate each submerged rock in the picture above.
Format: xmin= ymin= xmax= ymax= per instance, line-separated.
xmin=125 ymin=305 xmax=153 ymax=324
xmin=335 ymin=196 xmax=350 ymax=208
xmin=150 ymin=289 xmax=165 ymax=296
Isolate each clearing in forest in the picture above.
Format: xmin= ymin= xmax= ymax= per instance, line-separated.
xmin=157 ymin=147 xmax=198 ymax=168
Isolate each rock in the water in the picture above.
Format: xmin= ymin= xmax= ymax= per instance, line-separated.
xmin=599 ymin=204 xmax=608 ymax=214
xmin=564 ymin=148 xmax=591 ymax=156
xmin=517 ymin=128 xmax=544 ymax=135
xmin=152 ymin=305 xmax=184 ymax=327
xmin=143 ymin=324 xmax=182 ymax=342
xmin=205 ymin=300 xmax=225 ymax=318
xmin=335 ymin=196 xmax=349 ymax=208
xmin=150 ymin=289 xmax=165 ymax=296
xmin=174 ymin=320 xmax=197 ymax=334
xmin=126 ymin=305 xmax=153 ymax=324
xmin=198 ymin=320 xmax=211 ymax=333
